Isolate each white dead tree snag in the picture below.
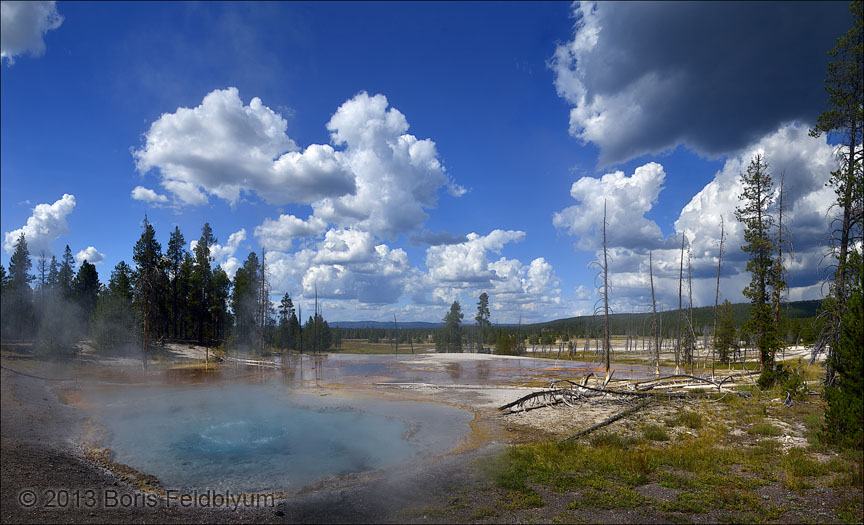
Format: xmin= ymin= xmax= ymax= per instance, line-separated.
xmin=650 ymin=251 xmax=660 ymax=377
xmin=712 ymin=217 xmax=726 ymax=380
xmin=676 ymin=233 xmax=686 ymax=375
xmin=602 ymin=200 xmax=611 ymax=382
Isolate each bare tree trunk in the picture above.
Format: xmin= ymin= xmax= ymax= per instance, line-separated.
xmin=603 ymin=201 xmax=611 ymax=381
xmin=712 ymin=218 xmax=725 ymax=379
xmin=650 ymin=251 xmax=660 ymax=377
xmin=775 ymin=175 xmax=784 ymax=328
xmin=393 ymin=314 xmax=399 ymax=355
xmin=676 ymin=234 xmax=686 ymax=374
xmin=687 ymin=245 xmax=694 ymax=374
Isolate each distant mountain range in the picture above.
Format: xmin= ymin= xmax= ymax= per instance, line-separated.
xmin=330 ymin=299 xmax=822 ymax=331
xmin=329 ymin=320 xmax=443 ymax=329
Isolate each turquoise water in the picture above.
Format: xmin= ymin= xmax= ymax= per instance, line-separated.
xmin=89 ymin=383 xmax=470 ymax=492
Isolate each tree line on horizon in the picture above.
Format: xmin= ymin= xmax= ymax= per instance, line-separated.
xmin=0 ymin=218 xmax=334 ymax=359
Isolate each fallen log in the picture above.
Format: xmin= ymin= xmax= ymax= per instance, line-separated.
xmin=498 ymin=388 xmax=585 ymax=412
xmin=562 ymin=399 xmax=653 ymax=442
xmin=634 ymin=374 xmax=720 ymax=390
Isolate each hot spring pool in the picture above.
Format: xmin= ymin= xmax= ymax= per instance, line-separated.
xmin=85 ymin=382 xmax=472 ymax=493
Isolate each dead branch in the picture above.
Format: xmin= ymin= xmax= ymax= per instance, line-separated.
xmin=634 ymin=374 xmax=720 ymax=391
xmin=562 ymin=399 xmax=653 ymax=442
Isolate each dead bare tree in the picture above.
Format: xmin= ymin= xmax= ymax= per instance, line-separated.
xmin=687 ymin=244 xmax=694 ymax=374
xmin=393 ymin=313 xmax=399 ymax=355
xmin=712 ymin=217 xmax=726 ymax=379
xmin=774 ymin=173 xmax=787 ymax=333
xmin=649 ymin=251 xmax=660 ymax=376
xmin=676 ymin=233 xmax=686 ymax=374
xmin=602 ymin=201 xmax=611 ymax=380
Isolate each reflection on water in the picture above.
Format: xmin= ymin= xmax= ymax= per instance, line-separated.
xmin=162 ymin=352 xmax=663 ymax=388
xmin=86 ymin=382 xmax=471 ymax=493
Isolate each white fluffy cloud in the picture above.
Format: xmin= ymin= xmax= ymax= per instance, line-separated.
xmin=267 ymin=228 xmax=412 ymax=305
xmin=139 ymin=89 xmax=461 ymax=244
xmin=75 ymin=246 xmax=104 ymax=266
xmin=674 ymin=123 xmax=836 ymax=302
xmin=3 ymin=193 xmax=75 ymax=255
xmin=551 ymin=2 xmax=848 ymax=165
xmin=406 ymin=230 xmax=567 ymax=322
xmin=133 ymin=87 xmax=355 ymax=206
xmin=254 ymin=214 xmax=327 ymax=251
xmin=553 ymin=162 xmax=667 ymax=251
xmin=263 ymin=226 xmax=568 ymax=323
xmin=425 ymin=229 xmax=526 ymax=284
xmin=313 ymin=91 xmax=458 ymax=237
xmin=1 ymin=1 xmax=63 ymax=65
xmin=130 ymin=186 xmax=169 ymax=204
xmin=559 ymin=124 xmax=838 ymax=313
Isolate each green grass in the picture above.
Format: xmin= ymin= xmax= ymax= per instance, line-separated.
xmin=672 ymin=411 xmax=704 ymax=430
xmin=643 ymin=424 xmax=671 ymax=441
xmin=487 ymin=390 xmax=862 ymax=523
xmin=569 ymin=486 xmax=647 ymax=510
xmin=747 ymin=422 xmax=783 ymax=436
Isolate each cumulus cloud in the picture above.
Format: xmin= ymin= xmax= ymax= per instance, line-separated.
xmin=267 ymin=228 xmax=412 ymax=305
xmin=553 ymin=162 xmax=667 ymax=250
xmin=75 ymin=246 xmax=104 ymax=266
xmin=254 ymin=214 xmax=327 ymax=251
xmin=262 ymin=225 xmax=568 ymax=323
xmin=400 ymin=230 xmax=567 ymax=322
xmin=1 ymin=1 xmax=63 ymax=65
xmin=562 ymin=124 xmax=838 ymax=313
xmin=551 ymin=1 xmax=849 ymax=165
xmin=130 ymin=186 xmax=169 ymax=204
xmin=314 ymin=91 xmax=457 ymax=237
xmin=673 ymin=123 xmax=836 ymax=302
xmin=426 ymin=230 xmax=526 ymax=284
xmin=3 ymin=193 xmax=75 ymax=255
xmin=135 ymin=89 xmax=461 ymax=241
xmin=133 ymin=87 xmax=355 ymax=206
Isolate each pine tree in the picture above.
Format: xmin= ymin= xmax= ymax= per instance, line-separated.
xmin=191 ymin=223 xmax=215 ymax=344
xmin=166 ymin=226 xmax=187 ymax=339
xmin=823 ymin=250 xmax=863 ymax=448
xmin=73 ymin=260 xmax=100 ymax=321
xmin=91 ymin=261 xmax=137 ymax=352
xmin=231 ymin=251 xmax=261 ymax=348
xmin=735 ymin=154 xmax=782 ymax=386
xmin=108 ymin=261 xmax=134 ymax=301
xmin=5 ymin=233 xmax=35 ymax=339
xmin=47 ymin=256 xmax=59 ymax=290
xmin=58 ymin=245 xmax=75 ymax=299
xmin=211 ymin=265 xmax=232 ymax=342
xmin=277 ymin=293 xmax=296 ymax=350
xmin=437 ymin=301 xmax=463 ymax=353
xmin=133 ymin=216 xmax=163 ymax=363
xmin=809 ymin=0 xmax=864 ymax=385
xmin=475 ymin=292 xmax=490 ymax=350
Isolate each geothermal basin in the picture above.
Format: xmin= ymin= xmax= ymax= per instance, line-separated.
xmin=80 ymin=375 xmax=473 ymax=494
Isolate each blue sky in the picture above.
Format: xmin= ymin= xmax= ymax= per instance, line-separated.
xmin=0 ymin=1 xmax=852 ymax=323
